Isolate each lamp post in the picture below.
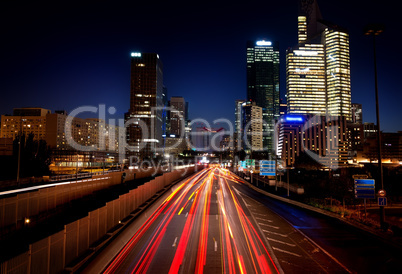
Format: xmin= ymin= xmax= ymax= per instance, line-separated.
xmin=364 ymin=24 xmax=386 ymax=230
xmin=16 ymin=117 xmax=23 ymax=187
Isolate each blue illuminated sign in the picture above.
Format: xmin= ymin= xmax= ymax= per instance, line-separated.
xmin=285 ymin=116 xmax=304 ymax=122
xmin=260 ymin=160 xmax=276 ymax=176
xmin=354 ymin=179 xmax=375 ymax=199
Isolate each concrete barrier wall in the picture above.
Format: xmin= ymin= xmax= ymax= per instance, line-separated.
xmin=0 ymin=168 xmax=162 ymax=232
xmin=0 ymin=166 xmax=199 ymax=273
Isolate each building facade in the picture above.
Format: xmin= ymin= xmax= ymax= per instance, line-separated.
xmin=242 ymin=102 xmax=263 ymax=152
xmin=278 ymin=115 xmax=349 ymax=169
xmin=169 ymin=96 xmax=186 ymax=137
xmin=0 ymin=108 xmax=49 ymax=141
xmin=247 ymin=40 xmax=280 ymax=153
xmin=0 ymin=108 xmax=121 ymax=172
xmin=125 ymin=52 xmax=164 ymax=160
xmin=287 ymin=1 xmax=351 ymax=120
xmin=347 ymin=103 xmax=364 ymax=162
xmin=234 ymin=100 xmax=245 ymax=151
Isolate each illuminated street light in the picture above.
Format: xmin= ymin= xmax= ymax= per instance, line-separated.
xmin=364 ymin=23 xmax=386 ymax=230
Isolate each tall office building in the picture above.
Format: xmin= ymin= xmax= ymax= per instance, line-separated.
xmin=234 ymin=100 xmax=245 ymax=151
xmin=287 ymin=0 xmax=351 ymax=120
xmin=125 ymin=52 xmax=164 ymax=160
xmin=351 ymin=103 xmax=363 ymax=124
xmin=247 ymin=40 xmax=280 ymax=153
xmin=278 ymin=115 xmax=349 ymax=169
xmin=348 ymin=103 xmax=364 ymax=161
xmin=242 ymin=102 xmax=263 ymax=152
xmin=169 ymin=96 xmax=186 ymax=137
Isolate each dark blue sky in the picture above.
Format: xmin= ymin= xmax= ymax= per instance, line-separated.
xmin=1 ymin=0 xmax=400 ymax=132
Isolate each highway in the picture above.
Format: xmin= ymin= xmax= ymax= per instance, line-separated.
xmin=81 ymin=167 xmax=402 ymax=273
xmin=95 ymin=167 xmax=280 ymax=273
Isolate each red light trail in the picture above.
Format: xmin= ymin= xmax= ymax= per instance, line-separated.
xmin=103 ymin=167 xmax=280 ymax=273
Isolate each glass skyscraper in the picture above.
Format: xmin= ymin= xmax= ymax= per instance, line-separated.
xmin=246 ymin=40 xmax=280 ymax=153
xmin=125 ymin=52 xmax=164 ymax=160
xmin=287 ymin=0 xmax=351 ymax=120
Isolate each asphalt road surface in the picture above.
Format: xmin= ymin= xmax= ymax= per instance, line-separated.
xmin=83 ymin=167 xmax=402 ymax=273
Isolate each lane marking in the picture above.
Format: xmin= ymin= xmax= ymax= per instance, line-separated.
xmin=296 ymin=229 xmax=352 ymax=273
xmin=258 ymin=223 xmax=280 ymax=230
xmin=262 ymin=229 xmax=288 ymax=238
xmin=172 ymin=237 xmax=178 ymax=247
xmin=272 ymin=246 xmax=302 ymax=257
xmin=213 ymin=238 xmax=218 ymax=252
xmin=185 ymin=212 xmax=188 ymax=218
xmin=252 ymin=212 xmax=268 ymax=217
xmin=266 ymin=237 xmax=296 ymax=247
xmin=255 ymin=217 xmax=273 ymax=223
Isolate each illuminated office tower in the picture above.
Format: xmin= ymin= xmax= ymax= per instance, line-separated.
xmin=298 ymin=16 xmax=307 ymax=44
xmin=125 ymin=52 xmax=164 ymax=160
xmin=287 ymin=43 xmax=326 ymax=115
xmin=234 ymin=99 xmax=245 ymax=150
xmin=169 ymin=96 xmax=186 ymax=137
xmin=246 ymin=40 xmax=280 ymax=153
xmin=325 ymin=28 xmax=351 ymax=119
xmin=242 ymin=102 xmax=263 ymax=152
xmin=287 ymin=0 xmax=351 ymax=120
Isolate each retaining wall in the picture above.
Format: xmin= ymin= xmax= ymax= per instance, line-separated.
xmin=0 ymin=166 xmax=197 ymax=273
xmin=0 ymin=168 xmax=158 ymax=232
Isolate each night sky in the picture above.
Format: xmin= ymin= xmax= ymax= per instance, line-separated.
xmin=1 ymin=0 xmax=400 ymax=132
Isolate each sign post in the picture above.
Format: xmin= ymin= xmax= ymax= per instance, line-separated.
xmin=355 ymin=179 xmax=375 ymax=219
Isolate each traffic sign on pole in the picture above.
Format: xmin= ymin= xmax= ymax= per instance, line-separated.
xmin=354 ymin=179 xmax=375 ymax=199
xmin=378 ymin=197 xmax=387 ymax=206
xmin=260 ymin=160 xmax=275 ymax=176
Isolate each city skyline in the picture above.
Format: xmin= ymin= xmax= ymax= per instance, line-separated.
xmin=1 ymin=0 xmax=400 ymax=133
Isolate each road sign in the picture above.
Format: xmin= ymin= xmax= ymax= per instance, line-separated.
xmin=352 ymin=174 xmax=368 ymax=180
xmin=245 ymin=159 xmax=255 ymax=167
xmin=260 ymin=160 xmax=275 ymax=176
xmin=238 ymin=161 xmax=246 ymax=171
xmin=354 ymin=179 xmax=375 ymax=199
xmin=378 ymin=197 xmax=387 ymax=206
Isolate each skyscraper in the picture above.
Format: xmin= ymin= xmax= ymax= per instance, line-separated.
xmin=242 ymin=101 xmax=263 ymax=152
xmin=125 ymin=52 xmax=164 ymax=160
xmin=287 ymin=0 xmax=351 ymax=120
xmin=351 ymin=103 xmax=363 ymax=124
xmin=246 ymin=40 xmax=280 ymax=153
xmin=169 ymin=96 xmax=186 ymax=137
xmin=235 ymin=99 xmax=245 ymax=151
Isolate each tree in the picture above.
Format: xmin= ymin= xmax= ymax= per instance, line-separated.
xmin=13 ymin=133 xmax=51 ymax=178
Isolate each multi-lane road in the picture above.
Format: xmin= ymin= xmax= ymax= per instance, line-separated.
xmin=83 ymin=167 xmax=402 ymax=273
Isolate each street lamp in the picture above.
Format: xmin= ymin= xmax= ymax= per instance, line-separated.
xmin=364 ymin=23 xmax=386 ymax=230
